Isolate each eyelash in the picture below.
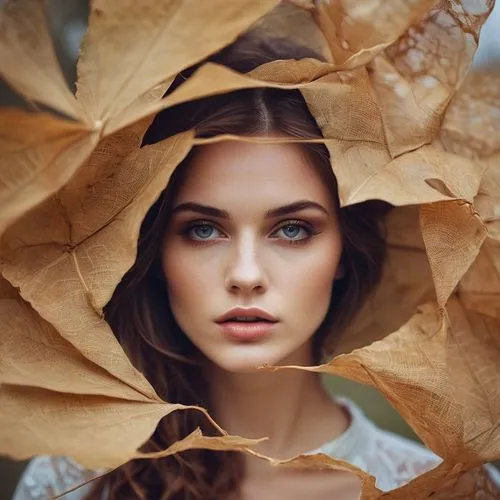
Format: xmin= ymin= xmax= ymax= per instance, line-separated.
xmin=273 ymin=219 xmax=319 ymax=245
xmin=182 ymin=219 xmax=319 ymax=245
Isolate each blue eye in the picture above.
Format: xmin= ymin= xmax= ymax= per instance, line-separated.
xmin=281 ymin=225 xmax=302 ymax=238
xmin=274 ymin=222 xmax=312 ymax=242
xmin=188 ymin=223 xmax=221 ymax=240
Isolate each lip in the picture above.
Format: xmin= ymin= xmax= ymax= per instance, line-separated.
xmin=218 ymin=321 xmax=277 ymax=342
xmin=215 ymin=307 xmax=279 ymax=342
xmin=215 ymin=307 xmax=278 ymax=324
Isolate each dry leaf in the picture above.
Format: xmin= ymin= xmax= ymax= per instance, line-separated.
xmin=335 ymin=206 xmax=436 ymax=354
xmin=251 ymin=1 xmax=331 ymax=61
xmin=0 ymin=0 xmax=84 ymax=119
xmin=437 ymin=71 xmax=500 ymax=320
xmin=369 ymin=0 xmax=495 ymax=158
xmin=276 ymin=298 xmax=500 ymax=466
xmin=420 ymin=200 xmax=487 ymax=307
xmin=433 ymin=466 xmax=500 ymax=499
xmin=339 ymin=146 xmax=485 ymax=207
xmin=313 ymin=0 xmax=438 ymax=69
xmin=440 ymin=72 xmax=500 ymax=160
xmin=0 ymin=132 xmax=193 ymax=382
xmin=0 ymin=277 xmax=152 ymax=400
xmin=0 ymin=384 xmax=221 ymax=469
xmin=459 ymin=238 xmax=500 ymax=319
xmin=135 ymin=429 xmax=267 ymax=461
xmin=76 ymin=0 xmax=281 ymax=133
xmin=0 ymin=109 xmax=98 ymax=235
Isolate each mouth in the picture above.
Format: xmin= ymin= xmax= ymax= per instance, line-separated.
xmin=220 ymin=316 xmax=275 ymax=323
xmin=215 ymin=307 xmax=278 ymax=324
xmin=217 ymin=320 xmax=277 ymax=342
xmin=215 ymin=308 xmax=278 ymax=341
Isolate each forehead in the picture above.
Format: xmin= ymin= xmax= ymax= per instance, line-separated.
xmin=173 ymin=140 xmax=334 ymax=208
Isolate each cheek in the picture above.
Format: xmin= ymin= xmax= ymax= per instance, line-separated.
xmin=282 ymin=239 xmax=341 ymax=324
xmin=162 ymin=243 xmax=217 ymax=315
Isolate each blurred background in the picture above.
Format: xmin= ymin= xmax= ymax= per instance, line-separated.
xmin=0 ymin=0 xmax=499 ymax=498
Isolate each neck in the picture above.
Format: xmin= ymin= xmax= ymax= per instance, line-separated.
xmin=206 ymin=343 xmax=348 ymax=476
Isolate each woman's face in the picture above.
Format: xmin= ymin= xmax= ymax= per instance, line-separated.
xmin=162 ymin=140 xmax=342 ymax=373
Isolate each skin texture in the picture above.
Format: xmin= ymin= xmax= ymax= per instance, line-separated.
xmin=162 ymin=141 xmax=357 ymax=496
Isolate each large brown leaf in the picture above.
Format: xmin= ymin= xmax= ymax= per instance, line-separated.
xmin=339 ymin=146 xmax=485 ymax=207
xmin=76 ymin=0 xmax=281 ymax=134
xmin=369 ymin=0 xmax=495 ymax=158
xmin=0 ymin=383 xmax=264 ymax=469
xmin=335 ymin=206 xmax=436 ymax=354
xmin=0 ymin=0 xmax=84 ymax=119
xmin=0 ymin=277 xmax=151 ymax=400
xmin=251 ymin=1 xmax=332 ymax=61
xmin=276 ymin=299 xmax=500 ymax=465
xmin=0 ymin=132 xmax=193 ymax=387
xmin=440 ymin=72 xmax=500 ymax=160
xmin=313 ymin=0 xmax=438 ymax=69
xmin=438 ymin=72 xmax=500 ymax=318
xmin=0 ymin=109 xmax=97 ymax=235
xmin=420 ymin=200 xmax=488 ymax=308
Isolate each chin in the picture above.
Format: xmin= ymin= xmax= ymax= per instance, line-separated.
xmin=207 ymin=346 xmax=293 ymax=374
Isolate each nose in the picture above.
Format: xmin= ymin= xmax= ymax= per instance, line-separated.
xmin=224 ymin=232 xmax=267 ymax=296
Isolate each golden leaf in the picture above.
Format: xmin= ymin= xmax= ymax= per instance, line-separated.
xmin=1 ymin=132 xmax=193 ymax=382
xmin=369 ymin=0 xmax=495 ymax=157
xmin=0 ymin=384 xmax=205 ymax=469
xmin=76 ymin=0 xmax=281 ymax=133
xmin=0 ymin=109 xmax=97 ymax=235
xmin=420 ymin=200 xmax=487 ymax=308
xmin=0 ymin=0 xmax=84 ymax=119
xmin=459 ymin=239 xmax=500 ymax=319
xmin=313 ymin=0 xmax=439 ymax=69
xmin=276 ymin=299 xmax=500 ymax=467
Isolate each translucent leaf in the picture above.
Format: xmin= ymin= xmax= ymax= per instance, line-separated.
xmin=0 ymin=277 xmax=153 ymax=400
xmin=420 ymin=200 xmax=487 ymax=307
xmin=459 ymin=238 xmax=500 ymax=319
xmin=0 ymin=109 xmax=97 ymax=235
xmin=0 ymin=0 xmax=498 ymax=493
xmin=0 ymin=132 xmax=193 ymax=388
xmin=0 ymin=0 xmax=84 ymax=119
xmin=369 ymin=0 xmax=495 ymax=157
xmin=0 ymin=384 xmax=208 ymax=469
xmin=440 ymin=72 xmax=500 ymax=159
xmin=278 ymin=299 xmax=500 ymax=466
xmin=313 ymin=0 xmax=438 ymax=69
xmin=76 ymin=0 xmax=280 ymax=132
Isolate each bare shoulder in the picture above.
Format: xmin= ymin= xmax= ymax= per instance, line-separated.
xmin=12 ymin=455 xmax=101 ymax=500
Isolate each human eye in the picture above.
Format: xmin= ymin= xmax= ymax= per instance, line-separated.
xmin=184 ymin=221 xmax=225 ymax=242
xmin=270 ymin=220 xmax=318 ymax=244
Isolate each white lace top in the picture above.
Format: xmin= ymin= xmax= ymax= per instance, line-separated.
xmin=12 ymin=398 xmax=500 ymax=499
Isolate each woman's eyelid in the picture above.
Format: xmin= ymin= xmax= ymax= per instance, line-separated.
xmin=185 ymin=220 xmax=228 ymax=240
xmin=272 ymin=218 xmax=315 ymax=231
xmin=182 ymin=217 xmax=318 ymax=240
xmin=269 ymin=219 xmax=317 ymax=240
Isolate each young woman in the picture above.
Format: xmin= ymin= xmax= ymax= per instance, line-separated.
xmin=13 ymin=35 xmax=500 ymax=500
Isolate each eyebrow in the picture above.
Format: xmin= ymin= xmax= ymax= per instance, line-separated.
xmin=171 ymin=200 xmax=330 ymax=219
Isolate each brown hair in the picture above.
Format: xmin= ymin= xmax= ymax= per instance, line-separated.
xmin=85 ymin=34 xmax=388 ymax=500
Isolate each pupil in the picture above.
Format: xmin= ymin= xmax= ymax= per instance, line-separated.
xmin=195 ymin=225 xmax=213 ymax=238
xmin=284 ymin=225 xmax=300 ymax=238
